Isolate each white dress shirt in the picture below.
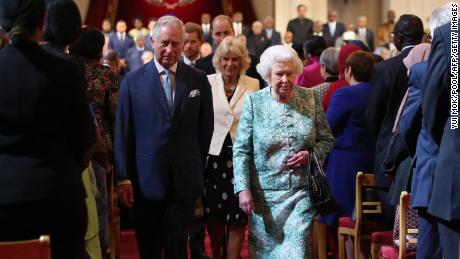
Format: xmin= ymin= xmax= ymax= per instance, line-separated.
xmin=328 ymin=21 xmax=337 ymax=36
xmin=182 ymin=54 xmax=200 ymax=67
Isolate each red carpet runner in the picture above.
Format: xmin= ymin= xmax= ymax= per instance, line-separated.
xmin=120 ymin=229 xmax=249 ymax=259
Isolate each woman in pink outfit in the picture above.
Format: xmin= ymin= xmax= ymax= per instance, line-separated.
xmin=295 ymin=35 xmax=327 ymax=88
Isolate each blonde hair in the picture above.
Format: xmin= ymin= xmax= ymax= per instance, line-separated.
xmin=212 ymin=36 xmax=251 ymax=75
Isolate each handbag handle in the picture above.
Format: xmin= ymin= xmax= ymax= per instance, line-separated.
xmin=308 ymin=150 xmax=327 ymax=178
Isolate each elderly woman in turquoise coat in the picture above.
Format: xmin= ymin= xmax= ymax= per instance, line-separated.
xmin=233 ymin=45 xmax=334 ymax=258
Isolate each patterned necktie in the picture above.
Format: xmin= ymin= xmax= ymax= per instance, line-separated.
xmin=163 ymin=70 xmax=173 ymax=113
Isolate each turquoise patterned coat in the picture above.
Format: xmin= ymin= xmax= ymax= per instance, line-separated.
xmin=233 ymin=86 xmax=334 ymax=258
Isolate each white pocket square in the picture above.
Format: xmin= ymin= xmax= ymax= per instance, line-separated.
xmin=189 ymin=89 xmax=200 ymax=97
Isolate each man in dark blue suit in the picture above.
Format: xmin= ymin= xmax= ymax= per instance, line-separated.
xmin=109 ymin=20 xmax=134 ymax=69
xmin=366 ymin=14 xmax=424 ymax=229
xmin=0 ymin=0 xmax=94 ymax=258
xmin=263 ymin=16 xmax=281 ymax=46
xmin=126 ymin=34 xmax=150 ymax=72
xmin=322 ymin=11 xmax=346 ymax=47
xmin=355 ymin=16 xmax=375 ymax=51
xmin=115 ymin=15 xmax=214 ymax=259
xmin=423 ymin=21 xmax=460 ymax=259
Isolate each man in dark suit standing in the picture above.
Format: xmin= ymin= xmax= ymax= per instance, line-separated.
xmin=355 ymin=16 xmax=375 ymax=51
xmin=201 ymin=13 xmax=213 ymax=45
xmin=115 ymin=15 xmax=214 ymax=259
xmin=109 ymin=20 xmax=134 ymax=69
xmin=263 ymin=16 xmax=281 ymax=46
xmin=195 ymin=15 xmax=265 ymax=88
xmin=286 ymin=4 xmax=313 ymax=45
xmin=322 ymin=10 xmax=346 ymax=47
xmin=232 ymin=11 xmax=250 ymax=37
xmin=423 ymin=22 xmax=460 ymax=259
xmin=366 ymin=14 xmax=424 ymax=229
xmin=0 ymin=0 xmax=95 ymax=258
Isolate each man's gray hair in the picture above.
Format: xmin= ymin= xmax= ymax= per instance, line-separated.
xmin=319 ymin=47 xmax=339 ymax=76
xmin=151 ymin=15 xmax=185 ymax=42
xmin=256 ymin=45 xmax=303 ymax=84
xmin=429 ymin=2 xmax=453 ymax=37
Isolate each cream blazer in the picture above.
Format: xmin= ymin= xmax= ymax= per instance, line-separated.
xmin=208 ymin=73 xmax=259 ymax=155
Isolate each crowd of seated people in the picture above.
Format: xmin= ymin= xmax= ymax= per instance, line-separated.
xmin=0 ymin=0 xmax=458 ymax=259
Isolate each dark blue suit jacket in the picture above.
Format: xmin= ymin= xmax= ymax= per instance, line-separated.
xmin=125 ymin=46 xmax=148 ymax=72
xmin=115 ymin=61 xmax=214 ymax=200
xmin=423 ymin=23 xmax=460 ymax=221
xmin=264 ymin=29 xmax=281 ymax=46
xmin=322 ymin=22 xmax=346 ymax=47
xmin=108 ymin=34 xmax=134 ymax=59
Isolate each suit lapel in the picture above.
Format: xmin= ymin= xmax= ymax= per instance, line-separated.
xmin=172 ymin=62 xmax=189 ymax=117
xmin=214 ymin=74 xmax=232 ymax=113
xmin=145 ymin=62 xmax=170 ymax=116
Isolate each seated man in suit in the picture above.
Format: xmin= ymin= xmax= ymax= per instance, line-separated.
xmin=322 ymin=10 xmax=346 ymax=47
xmin=195 ymin=15 xmax=265 ymax=88
xmin=355 ymin=16 xmax=375 ymax=52
xmin=126 ymin=33 xmax=149 ymax=72
xmin=115 ymin=15 xmax=214 ymax=259
xmin=109 ymin=20 xmax=134 ymax=69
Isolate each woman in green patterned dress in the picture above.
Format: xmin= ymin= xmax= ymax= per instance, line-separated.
xmin=233 ymin=45 xmax=334 ymax=258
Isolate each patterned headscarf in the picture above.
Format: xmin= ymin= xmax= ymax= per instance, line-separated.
xmin=403 ymin=43 xmax=431 ymax=74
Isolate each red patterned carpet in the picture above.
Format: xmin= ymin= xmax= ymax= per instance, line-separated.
xmin=120 ymin=229 xmax=249 ymax=259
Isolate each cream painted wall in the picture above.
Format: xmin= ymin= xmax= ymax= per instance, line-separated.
xmin=328 ymin=0 xmax=382 ymax=36
xmin=252 ymin=0 xmax=275 ymax=21
xmin=382 ymin=0 xmax=457 ymax=29
xmin=74 ymin=0 xmax=90 ymax=23
xmin=275 ymin=0 xmax=328 ymax=41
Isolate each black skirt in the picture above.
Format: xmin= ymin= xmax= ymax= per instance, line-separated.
xmin=203 ymin=134 xmax=247 ymax=225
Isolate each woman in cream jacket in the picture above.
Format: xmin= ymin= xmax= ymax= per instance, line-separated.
xmin=203 ymin=36 xmax=259 ymax=259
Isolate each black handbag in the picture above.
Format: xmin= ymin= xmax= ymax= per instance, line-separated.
xmin=307 ymin=151 xmax=336 ymax=215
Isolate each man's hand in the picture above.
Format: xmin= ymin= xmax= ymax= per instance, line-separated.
xmin=118 ymin=183 xmax=134 ymax=208
xmin=239 ymin=190 xmax=254 ymax=216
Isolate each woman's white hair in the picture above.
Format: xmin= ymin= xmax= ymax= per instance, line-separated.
xmin=152 ymin=15 xmax=185 ymax=42
xmin=256 ymin=45 xmax=303 ymax=83
xmin=429 ymin=2 xmax=453 ymax=38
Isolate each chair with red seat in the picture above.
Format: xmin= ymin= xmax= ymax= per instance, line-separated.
xmin=0 ymin=235 xmax=51 ymax=259
xmin=338 ymin=172 xmax=383 ymax=259
xmin=380 ymin=191 xmax=418 ymax=259
xmin=370 ymin=230 xmax=393 ymax=259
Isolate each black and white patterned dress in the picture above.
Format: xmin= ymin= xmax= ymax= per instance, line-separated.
xmin=203 ymin=95 xmax=247 ymax=226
